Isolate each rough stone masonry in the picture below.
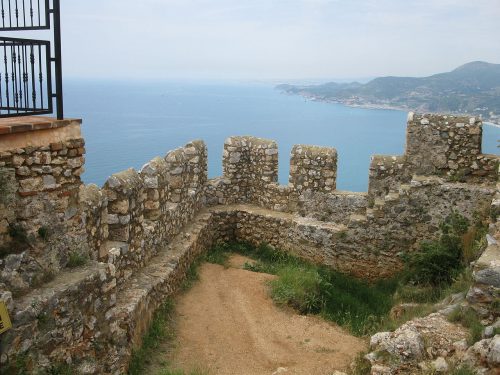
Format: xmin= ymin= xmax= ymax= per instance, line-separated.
xmin=0 ymin=113 xmax=498 ymax=373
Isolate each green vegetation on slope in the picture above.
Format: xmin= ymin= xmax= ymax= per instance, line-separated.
xmin=207 ymin=242 xmax=397 ymax=336
xmin=396 ymin=210 xmax=488 ymax=304
xmin=205 ymin=211 xmax=487 ymax=337
xmin=277 ymin=61 xmax=500 ymax=123
xmin=128 ymin=211 xmax=487 ymax=374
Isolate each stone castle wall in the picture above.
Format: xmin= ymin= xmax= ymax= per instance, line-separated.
xmin=0 ymin=120 xmax=90 ymax=296
xmin=0 ymin=113 xmax=498 ymax=373
xmin=369 ymin=114 xmax=498 ymax=198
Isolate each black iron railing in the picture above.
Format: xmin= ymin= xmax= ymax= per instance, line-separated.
xmin=0 ymin=0 xmax=63 ymax=119
xmin=0 ymin=37 xmax=52 ymax=115
xmin=0 ymin=0 xmax=51 ymax=30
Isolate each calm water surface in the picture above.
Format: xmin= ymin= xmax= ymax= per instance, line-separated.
xmin=64 ymin=80 xmax=500 ymax=192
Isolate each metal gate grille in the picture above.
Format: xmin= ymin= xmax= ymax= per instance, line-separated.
xmin=1 ymin=37 xmax=52 ymax=116
xmin=0 ymin=0 xmax=63 ymax=119
xmin=0 ymin=0 xmax=51 ymax=30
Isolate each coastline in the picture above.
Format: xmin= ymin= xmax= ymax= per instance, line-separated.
xmin=285 ymin=91 xmax=500 ymax=127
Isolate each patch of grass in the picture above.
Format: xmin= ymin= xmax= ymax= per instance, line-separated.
xmin=338 ymin=230 xmax=348 ymax=240
xmin=242 ymin=261 xmax=267 ymax=273
xmin=491 ymin=298 xmax=500 ymax=315
xmin=372 ymin=350 xmax=400 ymax=365
xmin=236 ymin=242 xmax=293 ymax=263
xmin=396 ymin=268 xmax=474 ymax=305
xmin=8 ymin=223 xmax=28 ymax=243
xmin=447 ymin=306 xmax=484 ymax=345
xmin=181 ymin=259 xmax=201 ymax=291
xmin=445 ymin=269 xmax=474 ymax=295
xmin=450 ymin=364 xmax=477 ymax=375
xmin=32 ymin=270 xmax=56 ymax=288
xmin=129 ymin=300 xmax=175 ymax=375
xmin=270 ymin=263 xmax=324 ymax=314
xmin=157 ymin=368 xmax=210 ymax=375
xmin=37 ymin=311 xmax=53 ymax=332
xmin=44 ymin=363 xmax=75 ymax=375
xmin=38 ymin=226 xmax=51 ymax=241
xmin=1 ymin=353 xmax=30 ymax=375
xmin=348 ymin=351 xmax=371 ymax=375
xmin=203 ymin=244 xmax=230 ymax=267
xmin=67 ymin=251 xmax=88 ymax=268
xmin=231 ymin=242 xmax=397 ymax=336
xmin=377 ymin=303 xmax=434 ymax=332
xmin=395 ymin=284 xmax=443 ymax=304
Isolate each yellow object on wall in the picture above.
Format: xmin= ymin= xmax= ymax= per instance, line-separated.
xmin=0 ymin=301 xmax=12 ymax=335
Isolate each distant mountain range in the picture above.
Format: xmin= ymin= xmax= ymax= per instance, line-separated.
xmin=276 ymin=61 xmax=500 ymax=125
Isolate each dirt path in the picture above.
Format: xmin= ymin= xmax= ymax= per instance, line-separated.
xmin=152 ymin=254 xmax=366 ymax=375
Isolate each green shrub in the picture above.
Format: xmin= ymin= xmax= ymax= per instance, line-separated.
xmin=1 ymin=223 xmax=29 ymax=258
xmin=38 ymin=226 xmax=51 ymax=241
xmin=67 ymin=252 xmax=88 ymax=268
xmin=403 ymin=212 xmax=470 ymax=287
xmin=8 ymin=223 xmax=28 ymax=243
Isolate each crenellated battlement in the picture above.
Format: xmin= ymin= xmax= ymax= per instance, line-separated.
xmin=0 ymin=113 xmax=498 ymax=373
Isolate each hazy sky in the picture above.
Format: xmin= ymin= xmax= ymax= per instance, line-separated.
xmin=57 ymin=0 xmax=500 ymax=80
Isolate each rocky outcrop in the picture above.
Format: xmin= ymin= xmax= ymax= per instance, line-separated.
xmin=366 ymin=168 xmax=500 ymax=375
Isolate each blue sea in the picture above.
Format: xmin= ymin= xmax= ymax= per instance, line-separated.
xmin=64 ymin=80 xmax=500 ymax=192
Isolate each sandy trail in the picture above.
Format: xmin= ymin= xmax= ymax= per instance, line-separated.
xmin=153 ymin=254 xmax=366 ymax=375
